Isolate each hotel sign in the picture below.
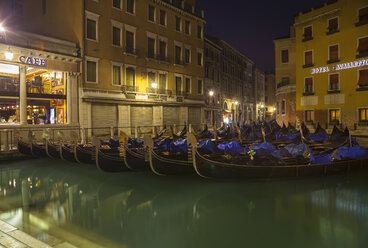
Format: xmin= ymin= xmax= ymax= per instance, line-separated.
xmin=311 ymin=58 xmax=368 ymax=74
xmin=18 ymin=56 xmax=46 ymax=67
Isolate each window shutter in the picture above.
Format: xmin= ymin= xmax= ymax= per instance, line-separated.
xmin=328 ymin=18 xmax=338 ymax=30
xmin=305 ymin=77 xmax=313 ymax=85
xmin=305 ymin=51 xmax=312 ymax=65
xmin=304 ymin=26 xmax=312 ymax=36
xmin=330 ymin=74 xmax=339 ymax=85
xmin=359 ymin=7 xmax=368 ymax=17
xmin=329 ymin=45 xmax=338 ymax=60
xmin=358 ymin=37 xmax=368 ymax=52
xmin=358 ymin=69 xmax=368 ymax=86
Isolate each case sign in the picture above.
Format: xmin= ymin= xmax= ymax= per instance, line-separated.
xmin=311 ymin=58 xmax=368 ymax=74
xmin=18 ymin=56 xmax=46 ymax=67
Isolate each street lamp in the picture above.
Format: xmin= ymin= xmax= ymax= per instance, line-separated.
xmin=209 ymin=90 xmax=214 ymax=96
xmin=235 ymin=101 xmax=239 ymax=105
xmin=151 ymin=82 xmax=157 ymax=88
xmin=0 ymin=24 xmax=5 ymax=32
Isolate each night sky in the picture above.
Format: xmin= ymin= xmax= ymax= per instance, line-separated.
xmin=197 ymin=0 xmax=329 ymax=72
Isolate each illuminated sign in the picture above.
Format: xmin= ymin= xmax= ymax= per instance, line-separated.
xmin=311 ymin=58 xmax=368 ymax=74
xmin=18 ymin=56 xmax=46 ymax=67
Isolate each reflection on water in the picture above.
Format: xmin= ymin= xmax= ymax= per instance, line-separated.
xmin=1 ymin=159 xmax=368 ymax=248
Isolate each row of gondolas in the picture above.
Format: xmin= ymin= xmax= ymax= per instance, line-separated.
xmin=18 ymin=121 xmax=368 ymax=179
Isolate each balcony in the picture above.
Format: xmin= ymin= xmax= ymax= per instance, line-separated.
xmin=356 ymin=50 xmax=368 ymax=59
xmin=146 ymin=88 xmax=172 ymax=96
xmin=122 ymin=85 xmax=139 ymax=93
xmin=277 ymin=81 xmax=289 ymax=89
xmin=124 ymin=47 xmax=139 ymax=56
xmin=157 ymin=55 xmax=170 ymax=63
xmin=174 ymin=59 xmax=185 ymax=66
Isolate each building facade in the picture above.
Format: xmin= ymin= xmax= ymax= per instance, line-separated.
xmin=264 ymin=71 xmax=276 ymax=122
xmin=81 ymin=0 xmax=206 ymax=136
xmin=294 ymin=0 xmax=368 ymax=130
xmin=274 ymin=27 xmax=297 ymax=126
xmin=254 ymin=67 xmax=265 ymax=122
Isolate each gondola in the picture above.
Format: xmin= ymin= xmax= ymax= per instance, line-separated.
xmin=17 ymin=140 xmax=32 ymax=156
xmin=124 ymin=146 xmax=150 ymax=171
xmin=95 ymin=147 xmax=130 ymax=172
xmin=187 ymin=133 xmax=368 ymax=179
xmin=60 ymin=144 xmax=77 ymax=163
xmin=74 ymin=144 xmax=95 ymax=164
xmin=148 ymin=149 xmax=194 ymax=176
xmin=45 ymin=140 xmax=61 ymax=159
xmin=31 ymin=142 xmax=47 ymax=157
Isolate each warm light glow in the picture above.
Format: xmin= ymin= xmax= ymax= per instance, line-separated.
xmin=0 ymin=24 xmax=5 ymax=32
xmin=224 ymin=117 xmax=229 ymax=124
xmin=261 ymin=104 xmax=265 ymax=108
xmin=4 ymin=52 xmax=13 ymax=61
xmin=235 ymin=101 xmax=239 ymax=105
xmin=209 ymin=90 xmax=214 ymax=96
xmin=151 ymin=83 xmax=157 ymax=88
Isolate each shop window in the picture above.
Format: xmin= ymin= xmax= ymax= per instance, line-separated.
xmin=148 ymin=5 xmax=155 ymax=22
xmin=358 ymin=69 xmax=368 ymax=88
xmin=185 ymin=77 xmax=191 ymax=94
xmin=281 ymin=100 xmax=285 ymax=115
xmin=185 ymin=48 xmax=191 ymax=64
xmin=197 ymin=52 xmax=203 ymax=66
xmin=197 ymin=25 xmax=202 ymax=39
xmin=328 ymin=44 xmax=339 ymax=62
xmin=329 ymin=109 xmax=340 ymax=124
xmin=304 ymin=51 xmax=313 ymax=67
xmin=304 ymin=77 xmax=313 ymax=93
xmin=303 ymin=26 xmax=313 ymax=41
xmin=175 ymin=76 xmax=182 ymax=95
xmin=159 ymin=73 xmax=167 ymax=90
xmin=0 ymin=63 xmax=19 ymax=97
xmin=159 ymin=40 xmax=167 ymax=61
xmin=86 ymin=60 xmax=97 ymax=83
xmin=113 ymin=0 xmax=121 ymax=9
xmin=159 ymin=10 xmax=166 ymax=26
xmin=357 ymin=37 xmax=368 ymax=58
xmin=0 ymin=99 xmax=19 ymax=124
xmin=112 ymin=26 xmax=121 ymax=46
xmin=125 ymin=67 xmax=135 ymax=88
xmin=126 ymin=0 xmax=134 ymax=14
xmin=125 ymin=31 xmax=135 ymax=54
xmin=305 ymin=110 xmax=314 ymax=123
xmin=327 ymin=17 xmax=338 ymax=34
xmin=112 ymin=65 xmax=122 ymax=86
xmin=175 ymin=16 xmax=181 ymax=32
xmin=147 ymin=37 xmax=155 ymax=59
xmin=357 ymin=6 xmax=368 ymax=26
xmin=359 ymin=108 xmax=368 ymax=122
xmin=185 ymin=20 xmax=190 ymax=35
xmin=329 ymin=73 xmax=339 ymax=91
xmin=281 ymin=49 xmax=289 ymax=63
xmin=198 ymin=79 xmax=203 ymax=94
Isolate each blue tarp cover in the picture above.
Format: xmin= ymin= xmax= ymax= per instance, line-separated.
xmin=335 ymin=146 xmax=368 ymax=160
xmin=169 ymin=139 xmax=188 ymax=153
xmin=217 ymin=141 xmax=244 ymax=156
xmin=198 ymin=140 xmax=216 ymax=154
xmin=154 ymin=138 xmax=171 ymax=151
xmin=308 ymin=133 xmax=328 ymax=143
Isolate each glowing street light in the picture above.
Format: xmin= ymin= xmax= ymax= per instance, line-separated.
xmin=235 ymin=101 xmax=239 ymax=105
xmin=260 ymin=104 xmax=265 ymax=108
xmin=209 ymin=90 xmax=214 ymax=96
xmin=151 ymin=83 xmax=157 ymax=88
xmin=0 ymin=24 xmax=5 ymax=32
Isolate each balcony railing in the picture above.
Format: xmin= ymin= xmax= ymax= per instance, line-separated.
xmin=122 ymin=85 xmax=139 ymax=92
xmin=124 ymin=47 xmax=139 ymax=56
xmin=157 ymin=55 xmax=170 ymax=63
xmin=146 ymin=88 xmax=172 ymax=96
xmin=174 ymin=59 xmax=185 ymax=66
xmin=175 ymin=91 xmax=186 ymax=96
xmin=277 ymin=81 xmax=290 ymax=89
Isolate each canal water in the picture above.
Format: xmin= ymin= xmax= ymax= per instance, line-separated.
xmin=0 ymin=159 xmax=368 ymax=248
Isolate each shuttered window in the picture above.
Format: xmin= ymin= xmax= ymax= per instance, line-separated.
xmin=87 ymin=61 xmax=97 ymax=83
xmin=329 ymin=44 xmax=339 ymax=60
xmin=160 ymin=10 xmax=166 ymax=26
xmin=112 ymin=26 xmax=121 ymax=46
xmin=147 ymin=38 xmax=155 ymax=58
xmin=127 ymin=0 xmax=134 ymax=14
xmin=86 ymin=19 xmax=97 ymax=40
xmin=329 ymin=73 xmax=339 ymax=90
xmin=304 ymin=51 xmax=313 ymax=65
xmin=175 ymin=16 xmax=181 ymax=31
xmin=197 ymin=79 xmax=203 ymax=94
xmin=175 ymin=76 xmax=182 ymax=94
xmin=358 ymin=37 xmax=368 ymax=53
xmin=281 ymin=49 xmax=288 ymax=63
xmin=148 ymin=5 xmax=155 ymax=22
xmin=126 ymin=67 xmax=135 ymax=87
xmin=159 ymin=73 xmax=167 ymax=90
xmin=304 ymin=26 xmax=312 ymax=39
xmin=185 ymin=78 xmax=191 ymax=93
xmin=358 ymin=6 xmax=368 ymax=22
xmin=112 ymin=65 xmax=121 ymax=86
xmin=359 ymin=108 xmax=368 ymax=122
xmin=358 ymin=69 xmax=368 ymax=87
xmin=113 ymin=0 xmax=121 ymax=9
xmin=304 ymin=77 xmax=313 ymax=93
xmin=305 ymin=110 xmax=314 ymax=122
xmin=159 ymin=41 xmax=166 ymax=59
xmin=328 ymin=17 xmax=338 ymax=31
xmin=126 ymin=31 xmax=134 ymax=53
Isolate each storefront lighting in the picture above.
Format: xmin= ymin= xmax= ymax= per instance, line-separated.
xmin=261 ymin=104 xmax=265 ymax=108
xmin=209 ymin=90 xmax=214 ymax=96
xmin=151 ymin=82 xmax=157 ymax=88
xmin=4 ymin=52 xmax=13 ymax=61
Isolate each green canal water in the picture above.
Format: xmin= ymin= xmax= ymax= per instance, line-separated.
xmin=0 ymin=159 xmax=368 ymax=248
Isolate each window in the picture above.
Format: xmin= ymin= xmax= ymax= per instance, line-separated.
xmin=281 ymin=100 xmax=286 ymax=115
xmin=358 ymin=69 xmax=368 ymax=87
xmin=281 ymin=49 xmax=289 ymax=63
xmin=159 ymin=40 xmax=167 ymax=60
xmin=125 ymin=31 xmax=134 ymax=54
xmin=113 ymin=0 xmax=121 ymax=9
xmin=305 ymin=110 xmax=314 ymax=122
xmin=148 ymin=71 xmax=156 ymax=89
xmin=357 ymin=6 xmax=368 ymax=25
xmin=327 ymin=17 xmax=338 ymax=33
xmin=125 ymin=67 xmax=135 ymax=87
xmin=185 ymin=48 xmax=191 ymax=64
xmin=159 ymin=73 xmax=167 ymax=90
xmin=175 ymin=76 xmax=182 ymax=94
xmin=303 ymin=26 xmax=313 ymax=41
xmin=147 ymin=37 xmax=155 ymax=58
xmin=197 ymin=25 xmax=202 ymax=39
xmin=148 ymin=5 xmax=155 ymax=22
xmin=329 ymin=109 xmax=340 ymax=124
xmin=304 ymin=77 xmax=313 ymax=93
xmin=359 ymin=108 xmax=368 ymax=122
xmin=86 ymin=59 xmax=98 ymax=83
xmin=159 ymin=10 xmax=166 ymax=26
xmin=304 ymin=50 xmax=313 ymax=66
xmin=328 ymin=44 xmax=339 ymax=61
xmin=329 ymin=73 xmax=339 ymax=91
xmin=198 ymin=79 xmax=203 ymax=94
xmin=86 ymin=11 xmax=99 ymax=41
xmin=197 ymin=51 xmax=203 ymax=66
xmin=175 ymin=16 xmax=181 ymax=32
xmin=185 ymin=20 xmax=190 ymax=35
xmin=112 ymin=26 xmax=121 ymax=46
xmin=357 ymin=37 xmax=368 ymax=57
xmin=126 ymin=0 xmax=134 ymax=14
xmin=112 ymin=64 xmax=122 ymax=86
xmin=175 ymin=46 xmax=182 ymax=64
xmin=185 ymin=77 xmax=191 ymax=94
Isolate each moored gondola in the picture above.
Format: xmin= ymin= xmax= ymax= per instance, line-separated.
xmin=74 ymin=145 xmax=95 ymax=164
xmin=45 ymin=140 xmax=61 ymax=159
xmin=17 ymin=140 xmax=32 ymax=156
xmin=95 ymin=147 xmax=130 ymax=172
xmin=124 ymin=146 xmax=150 ymax=171
xmin=60 ymin=144 xmax=77 ymax=163
xmin=31 ymin=142 xmax=47 ymax=157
